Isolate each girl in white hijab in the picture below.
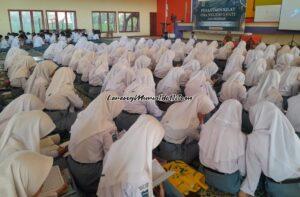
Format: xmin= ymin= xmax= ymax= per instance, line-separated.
xmin=45 ymin=67 xmax=83 ymax=131
xmin=274 ymin=53 xmax=294 ymax=74
xmin=68 ymin=91 xmax=124 ymax=195
xmin=132 ymin=55 xmax=151 ymax=71
xmin=97 ymin=115 xmax=165 ymax=197
xmin=215 ymin=41 xmax=234 ymax=60
xmin=220 ymin=72 xmax=247 ymax=104
xmin=9 ymin=55 xmax=36 ymax=89
xmin=277 ymin=45 xmax=291 ymax=59
xmin=185 ymin=70 xmax=219 ymax=106
xmin=244 ymin=49 xmax=264 ymax=69
xmin=286 ymin=93 xmax=300 ymax=136
xmin=290 ymin=46 xmax=300 ymax=57
xmin=240 ymin=101 xmax=300 ymax=197
xmin=255 ymin=42 xmax=267 ymax=51
xmin=199 ymin=99 xmax=246 ymax=194
xmin=244 ymin=70 xmax=282 ymax=111
xmin=0 ymin=150 xmax=53 ymax=197
xmin=155 ymin=93 xmax=215 ymax=164
xmin=233 ymin=41 xmax=247 ymax=56
xmin=0 ymin=110 xmax=55 ymax=160
xmin=171 ymin=39 xmax=186 ymax=62
xmin=4 ymin=47 xmax=28 ymax=71
xmin=264 ymin=43 xmax=280 ymax=69
xmin=180 ymin=59 xmax=202 ymax=86
xmin=245 ymin=58 xmax=267 ymax=87
xmin=154 ymin=50 xmax=175 ymax=78
xmin=101 ymin=61 xmax=135 ymax=96
xmin=69 ymin=48 xmax=86 ymax=71
xmin=185 ymin=38 xmax=195 ymax=55
xmin=156 ymin=67 xmax=185 ymax=101
xmin=88 ymin=52 xmax=109 ymax=86
xmin=222 ymin=49 xmax=245 ymax=81
xmin=122 ymin=68 xmax=162 ymax=119
xmin=0 ymin=94 xmax=44 ymax=136
xmin=43 ymin=40 xmax=67 ymax=60
xmin=24 ymin=60 xmax=58 ymax=101
xmin=53 ymin=44 xmax=75 ymax=65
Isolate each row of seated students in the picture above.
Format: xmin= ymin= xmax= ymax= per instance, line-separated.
xmin=0 ymin=36 xmax=299 ymax=196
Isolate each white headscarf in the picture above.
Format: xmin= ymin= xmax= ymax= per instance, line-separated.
xmin=4 ymin=47 xmax=28 ymax=71
xmin=220 ymin=72 xmax=246 ymax=102
xmin=77 ymin=51 xmax=97 ymax=75
xmin=162 ymin=93 xmax=215 ymax=144
xmin=199 ymin=99 xmax=246 ymax=163
xmin=249 ymin=101 xmax=300 ymax=181
xmin=97 ymin=115 xmax=165 ymax=197
xmin=0 ymin=110 xmax=55 ymax=160
xmin=69 ymin=91 xmax=124 ymax=149
xmin=0 ymin=94 xmax=45 ymax=136
xmin=25 ymin=60 xmax=58 ymax=97
xmin=156 ymin=67 xmax=185 ymax=96
xmin=180 ymin=59 xmax=202 ymax=85
xmin=154 ymin=50 xmax=175 ymax=78
xmin=274 ymin=53 xmax=294 ymax=74
xmin=202 ymin=62 xmax=219 ymax=78
xmin=9 ymin=55 xmax=36 ymax=82
xmin=215 ymin=41 xmax=234 ymax=60
xmin=46 ymin=67 xmax=75 ymax=98
xmin=133 ymin=55 xmax=151 ymax=71
xmin=245 ymin=58 xmax=267 ymax=87
xmin=286 ymin=94 xmax=300 ymax=132
xmin=277 ymin=45 xmax=291 ymax=59
xmin=255 ymin=42 xmax=267 ymax=51
xmin=0 ymin=151 xmax=53 ymax=197
xmin=279 ymin=66 xmax=300 ymax=96
xmin=244 ymin=70 xmax=281 ymax=111
xmin=69 ymin=48 xmax=86 ymax=71
xmin=244 ymin=49 xmax=264 ymax=68
xmin=222 ymin=50 xmax=244 ymax=81
xmin=290 ymin=46 xmax=300 ymax=58
xmin=88 ymin=52 xmax=109 ymax=86
xmin=185 ymin=38 xmax=195 ymax=54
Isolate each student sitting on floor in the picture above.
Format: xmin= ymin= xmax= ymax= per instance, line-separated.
xmin=4 ymin=47 xmax=28 ymax=71
xmin=180 ymin=59 xmax=201 ymax=86
xmin=25 ymin=60 xmax=58 ymax=101
xmin=88 ymin=52 xmax=109 ymax=86
xmin=97 ymin=115 xmax=165 ymax=197
xmin=156 ymin=67 xmax=185 ymax=101
xmin=239 ymin=101 xmax=300 ymax=197
xmin=286 ymin=93 xmax=300 ymax=137
xmin=0 ymin=35 xmax=9 ymax=52
xmin=68 ymin=91 xmax=123 ymax=195
xmin=220 ymin=72 xmax=247 ymax=104
xmin=132 ymin=55 xmax=152 ymax=71
xmin=33 ymin=33 xmax=46 ymax=52
xmin=0 ymin=151 xmax=53 ymax=196
xmin=245 ymin=58 xmax=267 ymax=87
xmin=154 ymin=93 xmax=215 ymax=164
xmin=199 ymin=99 xmax=246 ymax=194
xmin=274 ymin=53 xmax=294 ymax=74
xmin=244 ymin=70 xmax=282 ymax=111
xmin=0 ymin=94 xmax=44 ymax=136
xmin=215 ymin=41 xmax=234 ymax=60
xmin=0 ymin=110 xmax=55 ymax=160
xmin=8 ymin=55 xmax=36 ymax=89
xmin=154 ymin=50 xmax=175 ymax=79
xmin=45 ymin=67 xmax=83 ymax=131
xmin=117 ymin=68 xmax=163 ymax=130
xmin=222 ymin=49 xmax=245 ymax=81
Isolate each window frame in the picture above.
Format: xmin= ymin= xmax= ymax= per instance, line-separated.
xmin=8 ymin=9 xmax=45 ymax=33
xmin=118 ymin=11 xmax=140 ymax=32
xmin=91 ymin=11 xmax=117 ymax=33
xmin=46 ymin=10 xmax=77 ymax=31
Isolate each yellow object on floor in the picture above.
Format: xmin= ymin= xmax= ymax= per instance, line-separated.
xmin=163 ymin=160 xmax=208 ymax=195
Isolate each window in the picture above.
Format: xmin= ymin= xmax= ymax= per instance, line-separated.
xmin=92 ymin=11 xmax=116 ymax=32
xmin=118 ymin=12 xmax=140 ymax=32
xmin=46 ymin=11 xmax=77 ymax=31
xmin=8 ymin=10 xmax=44 ymax=33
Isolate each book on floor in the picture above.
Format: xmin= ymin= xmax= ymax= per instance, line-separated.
xmin=152 ymin=159 xmax=174 ymax=188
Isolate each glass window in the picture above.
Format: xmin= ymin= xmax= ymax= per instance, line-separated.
xmin=33 ymin=11 xmax=43 ymax=33
xmin=9 ymin=11 xmax=21 ymax=33
xmin=9 ymin=10 xmax=44 ymax=33
xmin=57 ymin=12 xmax=66 ymax=30
xmin=92 ymin=12 xmax=100 ymax=30
xmin=118 ymin=12 xmax=140 ymax=32
xmin=21 ymin=11 xmax=32 ymax=33
xmin=67 ymin=12 xmax=75 ymax=30
xmin=47 ymin=12 xmax=56 ymax=31
xmin=92 ymin=12 xmax=116 ymax=32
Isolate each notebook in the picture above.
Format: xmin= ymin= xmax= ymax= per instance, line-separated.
xmin=40 ymin=166 xmax=66 ymax=196
xmin=152 ymin=159 xmax=174 ymax=188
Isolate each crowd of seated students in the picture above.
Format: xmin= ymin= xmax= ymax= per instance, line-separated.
xmin=0 ymin=32 xmax=300 ymax=197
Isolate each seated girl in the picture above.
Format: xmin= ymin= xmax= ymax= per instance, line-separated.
xmin=155 ymin=93 xmax=215 ymax=164
xmin=68 ymin=91 xmax=124 ymax=195
xmin=198 ymin=99 xmax=246 ymax=194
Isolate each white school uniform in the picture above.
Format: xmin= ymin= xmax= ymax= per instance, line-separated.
xmin=222 ymin=50 xmax=245 ymax=81
xmin=89 ymin=52 xmax=109 ymax=86
xmin=215 ymin=42 xmax=234 ymax=60
xmin=4 ymin=47 xmax=28 ymax=71
xmin=279 ymin=66 xmax=300 ymax=96
xmin=0 ymin=110 xmax=55 ymax=160
xmin=199 ymin=100 xmax=246 ymax=175
xmin=180 ymin=59 xmax=202 ymax=86
xmin=45 ymin=67 xmax=83 ymax=111
xmin=0 ymin=151 xmax=53 ymax=197
xmin=241 ymin=101 xmax=300 ymax=196
xmin=286 ymin=94 xmax=300 ymax=132
xmin=154 ymin=50 xmax=175 ymax=78
xmin=0 ymin=39 xmax=9 ymax=49
xmin=245 ymin=58 xmax=267 ymax=87
xmin=10 ymin=37 xmax=20 ymax=48
xmin=97 ymin=115 xmax=165 ymax=197
xmin=33 ymin=36 xmax=44 ymax=48
xmin=69 ymin=91 xmax=124 ymax=163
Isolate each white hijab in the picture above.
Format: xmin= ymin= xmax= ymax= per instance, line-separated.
xmin=89 ymin=52 xmax=109 ymax=86
xmin=222 ymin=50 xmax=244 ymax=81
xmin=25 ymin=60 xmax=58 ymax=96
xmin=245 ymin=58 xmax=267 ymax=87
xmin=215 ymin=41 xmax=234 ymax=60
xmin=9 ymin=55 xmax=36 ymax=81
xmin=245 ymin=49 xmax=264 ymax=68
xmin=154 ymin=50 xmax=175 ymax=78
xmin=279 ymin=66 xmax=300 ymax=96
xmin=202 ymin=62 xmax=219 ymax=78
xmin=180 ymin=59 xmax=202 ymax=86
xmin=286 ymin=94 xmax=300 ymax=132
xmin=156 ymin=67 xmax=185 ymax=95
xmin=4 ymin=47 xmax=28 ymax=71
xmin=162 ymin=93 xmax=215 ymax=144
xmin=0 ymin=94 xmax=45 ymax=136
xmin=0 ymin=110 xmax=55 ymax=160
xmin=220 ymin=72 xmax=246 ymax=102
xmin=97 ymin=115 xmax=165 ymax=197
xmin=244 ymin=70 xmax=281 ymax=111
xmin=255 ymin=42 xmax=267 ymax=51
xmin=199 ymin=99 xmax=246 ymax=163
xmin=69 ymin=91 xmax=124 ymax=149
xmin=0 ymin=151 xmax=53 ymax=197
xmin=69 ymin=48 xmax=86 ymax=71
xmin=249 ymin=101 xmax=300 ymax=181
xmin=46 ymin=67 xmax=75 ymax=98
xmin=133 ymin=55 xmax=151 ymax=71
xmin=274 ymin=53 xmax=294 ymax=74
